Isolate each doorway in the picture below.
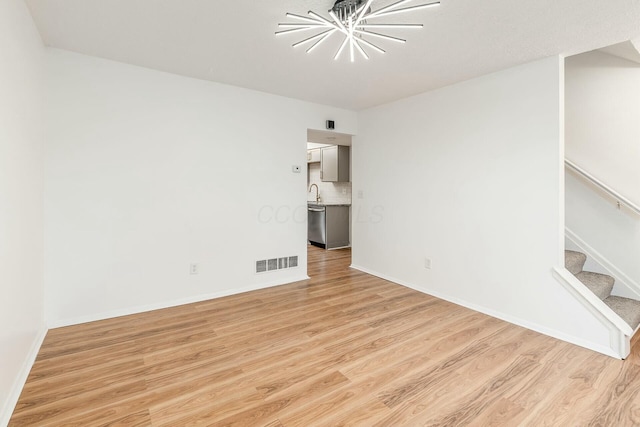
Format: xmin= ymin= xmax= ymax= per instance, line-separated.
xmin=306 ymin=129 xmax=353 ymax=276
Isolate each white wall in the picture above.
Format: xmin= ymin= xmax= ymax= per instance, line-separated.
xmin=44 ymin=49 xmax=357 ymax=326
xmin=565 ymin=51 xmax=640 ymax=204
xmin=0 ymin=0 xmax=46 ymax=424
xmin=353 ymin=56 xmax=614 ymax=354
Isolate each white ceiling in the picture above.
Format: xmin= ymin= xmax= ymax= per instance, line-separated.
xmin=599 ymin=39 xmax=640 ymax=64
xmin=25 ymin=0 xmax=640 ymax=110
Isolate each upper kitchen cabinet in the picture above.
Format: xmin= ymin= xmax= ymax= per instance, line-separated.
xmin=321 ymin=145 xmax=350 ymax=182
xmin=307 ymin=148 xmax=321 ymax=163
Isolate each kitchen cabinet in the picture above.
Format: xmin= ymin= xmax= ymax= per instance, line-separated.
xmin=307 ymin=148 xmax=321 ymax=163
xmin=321 ymin=145 xmax=350 ymax=182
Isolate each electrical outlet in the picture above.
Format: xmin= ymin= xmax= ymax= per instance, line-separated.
xmin=424 ymin=257 xmax=432 ymax=269
xmin=190 ymin=263 xmax=199 ymax=275
xmin=358 ymin=190 xmax=364 ymax=199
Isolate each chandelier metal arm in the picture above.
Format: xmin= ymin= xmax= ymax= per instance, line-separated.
xmin=364 ymin=2 xmax=440 ymax=20
xmin=353 ymin=29 xmax=406 ymax=43
xmin=307 ymin=29 xmax=337 ymax=53
xmin=279 ymin=23 xmax=328 ymax=28
xmin=275 ymin=27 xmax=321 ymax=36
xmin=366 ymin=0 xmax=413 ymax=18
xmin=334 ymin=36 xmax=350 ymax=60
xmin=357 ymin=24 xmax=423 ymax=28
xmin=353 ymin=39 xmax=369 ymax=59
xmin=328 ymin=11 xmax=349 ymax=34
xmin=292 ymin=28 xmax=337 ymax=48
xmin=308 ymin=11 xmax=349 ymax=36
xmin=353 ymin=0 xmax=375 ymax=28
xmin=349 ymin=36 xmax=354 ymax=62
xmin=349 ymin=17 xmax=356 ymax=62
xmin=285 ymin=13 xmax=333 ymax=25
xmin=356 ymin=37 xmax=386 ymax=53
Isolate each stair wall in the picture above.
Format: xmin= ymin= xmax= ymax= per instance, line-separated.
xmin=566 ymin=172 xmax=640 ymax=295
xmin=566 ymin=228 xmax=640 ymax=301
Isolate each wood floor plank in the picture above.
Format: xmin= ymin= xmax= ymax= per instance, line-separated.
xmin=9 ymin=244 xmax=640 ymax=426
xmin=394 ymin=329 xmax=558 ymax=426
xmin=566 ymin=361 xmax=640 ymax=426
xmin=253 ymin=309 xmax=458 ymax=401
xmin=10 ymin=380 xmax=149 ymax=426
xmin=367 ymin=323 xmax=530 ymax=426
xmin=41 ymin=407 xmax=153 ymax=427
xmin=517 ymin=351 xmax=615 ymax=426
xmin=210 ymin=371 xmax=351 ymax=427
xmin=318 ymin=398 xmax=392 ymax=427
xmin=482 ymin=341 xmax=594 ymax=426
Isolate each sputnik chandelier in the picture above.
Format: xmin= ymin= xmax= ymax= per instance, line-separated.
xmin=276 ymin=0 xmax=440 ymax=62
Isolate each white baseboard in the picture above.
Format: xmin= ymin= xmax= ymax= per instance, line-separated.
xmin=0 ymin=327 xmax=47 ymax=427
xmin=350 ymin=264 xmax=619 ymax=359
xmin=47 ymin=275 xmax=310 ymax=329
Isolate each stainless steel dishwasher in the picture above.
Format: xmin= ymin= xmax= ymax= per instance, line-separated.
xmin=308 ymin=204 xmax=350 ymax=249
xmin=308 ymin=205 xmax=326 ymax=246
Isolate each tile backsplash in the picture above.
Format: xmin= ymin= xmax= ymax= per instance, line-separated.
xmin=307 ymin=162 xmax=352 ymax=204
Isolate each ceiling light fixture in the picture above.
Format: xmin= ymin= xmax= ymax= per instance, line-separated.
xmin=276 ymin=0 xmax=440 ymax=62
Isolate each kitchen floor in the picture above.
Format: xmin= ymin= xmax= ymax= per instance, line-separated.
xmin=307 ymin=243 xmax=351 ymax=279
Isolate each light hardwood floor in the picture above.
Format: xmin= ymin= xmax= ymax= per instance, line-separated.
xmin=10 ymin=246 xmax=640 ymax=426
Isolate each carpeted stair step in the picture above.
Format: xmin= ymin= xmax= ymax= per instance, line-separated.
xmin=604 ymin=296 xmax=640 ymax=330
xmin=565 ymin=250 xmax=587 ymax=275
xmin=575 ymin=271 xmax=615 ymax=300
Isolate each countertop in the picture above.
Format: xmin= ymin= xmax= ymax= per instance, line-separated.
xmin=308 ymin=202 xmax=351 ymax=207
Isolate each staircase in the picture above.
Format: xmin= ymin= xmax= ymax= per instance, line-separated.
xmin=565 ymin=250 xmax=640 ymax=331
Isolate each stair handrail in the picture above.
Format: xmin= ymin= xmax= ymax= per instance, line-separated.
xmin=565 ymin=159 xmax=640 ymax=216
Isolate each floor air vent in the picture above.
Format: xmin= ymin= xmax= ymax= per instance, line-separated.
xmin=255 ymin=255 xmax=299 ymax=273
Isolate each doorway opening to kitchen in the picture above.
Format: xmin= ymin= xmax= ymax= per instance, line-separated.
xmin=306 ymin=129 xmax=353 ymax=277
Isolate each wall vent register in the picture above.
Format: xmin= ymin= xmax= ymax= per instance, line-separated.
xmin=256 ymin=256 xmax=299 ymax=273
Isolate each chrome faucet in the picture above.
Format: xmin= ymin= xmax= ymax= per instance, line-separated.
xmin=309 ymin=183 xmax=320 ymax=203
